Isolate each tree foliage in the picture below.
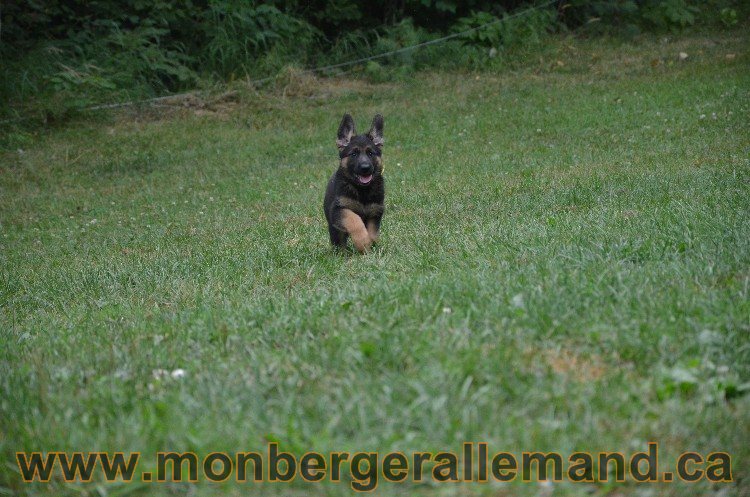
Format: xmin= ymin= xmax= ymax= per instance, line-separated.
xmin=0 ymin=0 xmax=745 ymax=118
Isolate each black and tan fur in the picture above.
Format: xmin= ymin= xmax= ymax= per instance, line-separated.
xmin=324 ymin=113 xmax=385 ymax=253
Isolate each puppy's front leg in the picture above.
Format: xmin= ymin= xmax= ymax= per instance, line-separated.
xmin=366 ymin=217 xmax=381 ymax=244
xmin=339 ymin=208 xmax=371 ymax=253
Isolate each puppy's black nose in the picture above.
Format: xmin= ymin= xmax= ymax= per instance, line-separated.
xmin=356 ymin=163 xmax=374 ymax=175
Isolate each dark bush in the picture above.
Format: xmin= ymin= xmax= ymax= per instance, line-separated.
xmin=0 ymin=0 xmax=747 ymax=121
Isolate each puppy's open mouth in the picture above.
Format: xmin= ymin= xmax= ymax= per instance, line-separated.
xmin=357 ymin=174 xmax=373 ymax=185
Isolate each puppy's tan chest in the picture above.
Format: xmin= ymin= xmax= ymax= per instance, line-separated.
xmin=337 ymin=196 xmax=384 ymax=219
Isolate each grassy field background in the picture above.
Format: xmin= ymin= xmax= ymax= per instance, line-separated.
xmin=1 ymin=30 xmax=749 ymax=496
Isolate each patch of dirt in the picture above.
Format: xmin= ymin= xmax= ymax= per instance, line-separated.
xmin=525 ymin=347 xmax=607 ymax=382
xmin=113 ymin=71 xmax=393 ymax=126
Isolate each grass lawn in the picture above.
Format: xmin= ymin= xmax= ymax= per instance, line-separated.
xmin=1 ymin=30 xmax=749 ymax=497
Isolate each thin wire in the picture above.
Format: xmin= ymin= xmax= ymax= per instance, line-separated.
xmin=3 ymin=0 xmax=559 ymax=119
xmin=286 ymin=0 xmax=558 ymax=77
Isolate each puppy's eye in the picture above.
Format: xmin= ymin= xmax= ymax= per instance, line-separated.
xmin=366 ymin=150 xmax=373 ymax=157
xmin=350 ymin=150 xmax=359 ymax=157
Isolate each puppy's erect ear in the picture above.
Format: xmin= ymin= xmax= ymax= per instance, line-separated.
xmin=367 ymin=114 xmax=384 ymax=148
xmin=336 ymin=113 xmax=356 ymax=150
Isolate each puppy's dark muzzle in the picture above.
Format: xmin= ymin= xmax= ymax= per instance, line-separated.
xmin=355 ymin=161 xmax=374 ymax=176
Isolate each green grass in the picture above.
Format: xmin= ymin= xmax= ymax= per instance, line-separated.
xmin=1 ymin=31 xmax=749 ymax=497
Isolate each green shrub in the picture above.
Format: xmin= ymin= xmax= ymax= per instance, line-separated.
xmin=364 ymin=60 xmax=389 ymax=82
xmin=451 ymin=6 xmax=558 ymax=52
xmin=641 ymin=0 xmax=699 ymax=31
xmin=719 ymin=7 xmax=739 ymax=26
xmin=453 ymin=11 xmax=504 ymax=49
xmin=200 ymin=2 xmax=321 ymax=80
xmin=564 ymin=0 xmax=748 ymax=34
xmin=1 ymin=0 xmax=747 ymax=125
xmin=373 ymin=19 xmax=428 ymax=67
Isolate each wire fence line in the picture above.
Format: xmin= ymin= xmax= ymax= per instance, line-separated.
xmin=5 ymin=0 xmax=560 ymax=120
xmin=258 ymin=0 xmax=560 ymax=80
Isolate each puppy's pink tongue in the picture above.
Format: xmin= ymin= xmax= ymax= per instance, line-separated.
xmin=359 ymin=175 xmax=373 ymax=184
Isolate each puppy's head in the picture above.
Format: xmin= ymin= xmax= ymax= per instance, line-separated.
xmin=336 ymin=113 xmax=384 ymax=186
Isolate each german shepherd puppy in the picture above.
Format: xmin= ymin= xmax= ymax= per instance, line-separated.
xmin=324 ymin=113 xmax=385 ymax=253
